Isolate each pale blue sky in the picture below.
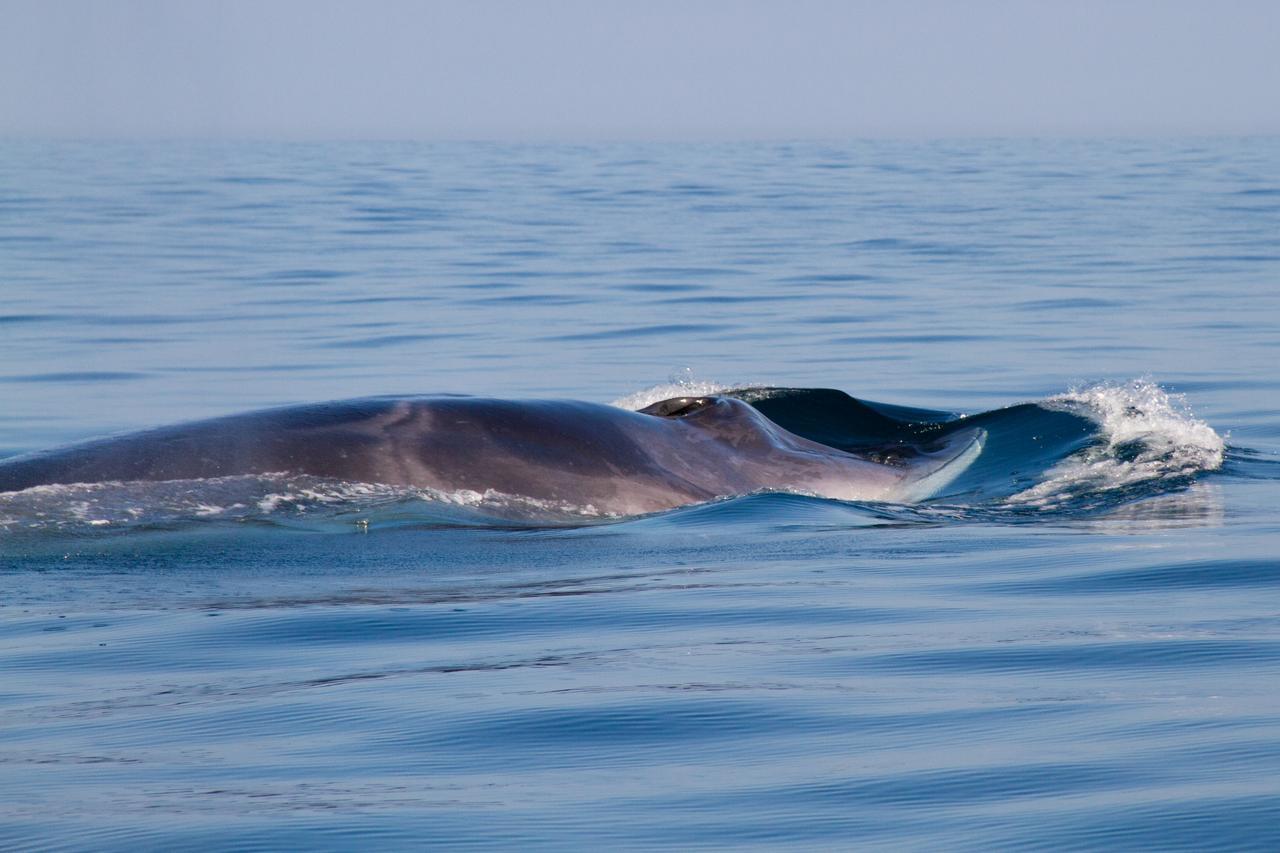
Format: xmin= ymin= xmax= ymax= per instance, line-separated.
xmin=2 ymin=0 xmax=1277 ymax=139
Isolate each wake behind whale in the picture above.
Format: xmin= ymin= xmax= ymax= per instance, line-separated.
xmin=0 ymin=381 xmax=1224 ymax=537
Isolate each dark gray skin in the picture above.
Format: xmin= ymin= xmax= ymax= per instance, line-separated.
xmin=0 ymin=395 xmax=980 ymax=514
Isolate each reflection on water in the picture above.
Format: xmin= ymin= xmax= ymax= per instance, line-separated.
xmin=1084 ymin=483 xmax=1226 ymax=532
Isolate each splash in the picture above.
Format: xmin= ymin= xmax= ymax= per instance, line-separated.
xmin=1008 ymin=379 xmax=1225 ymax=509
xmin=610 ymin=368 xmax=762 ymax=411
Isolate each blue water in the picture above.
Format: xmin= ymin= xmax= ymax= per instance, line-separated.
xmin=2 ymin=139 xmax=1279 ymax=850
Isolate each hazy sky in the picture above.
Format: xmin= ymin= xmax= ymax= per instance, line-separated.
xmin=3 ymin=0 xmax=1277 ymax=139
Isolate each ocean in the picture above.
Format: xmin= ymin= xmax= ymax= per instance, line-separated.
xmin=1 ymin=138 xmax=1278 ymax=850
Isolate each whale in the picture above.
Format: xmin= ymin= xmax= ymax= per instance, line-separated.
xmin=0 ymin=391 xmax=985 ymax=515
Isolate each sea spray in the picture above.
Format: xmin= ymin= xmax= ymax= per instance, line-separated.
xmin=1009 ymin=379 xmax=1225 ymax=509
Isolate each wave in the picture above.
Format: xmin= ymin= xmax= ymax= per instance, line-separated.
xmin=1007 ymin=380 xmax=1225 ymax=510
xmin=0 ymin=380 xmax=1228 ymax=541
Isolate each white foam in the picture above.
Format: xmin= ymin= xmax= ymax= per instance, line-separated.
xmin=610 ymin=369 xmax=763 ymax=411
xmin=1009 ymin=379 xmax=1225 ymax=508
xmin=0 ymin=473 xmax=625 ymax=535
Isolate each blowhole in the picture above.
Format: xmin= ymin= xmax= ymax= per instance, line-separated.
xmin=638 ymin=396 xmax=717 ymax=418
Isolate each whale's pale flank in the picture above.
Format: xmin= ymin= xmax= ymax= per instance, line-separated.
xmin=0 ymin=389 xmax=987 ymax=514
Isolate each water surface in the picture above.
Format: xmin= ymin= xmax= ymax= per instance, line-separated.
xmin=2 ymin=139 xmax=1279 ymax=850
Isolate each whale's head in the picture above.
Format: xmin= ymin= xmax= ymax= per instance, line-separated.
xmin=635 ymin=393 xmax=984 ymax=502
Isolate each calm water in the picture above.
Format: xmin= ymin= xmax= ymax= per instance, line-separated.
xmin=2 ymin=139 xmax=1279 ymax=850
